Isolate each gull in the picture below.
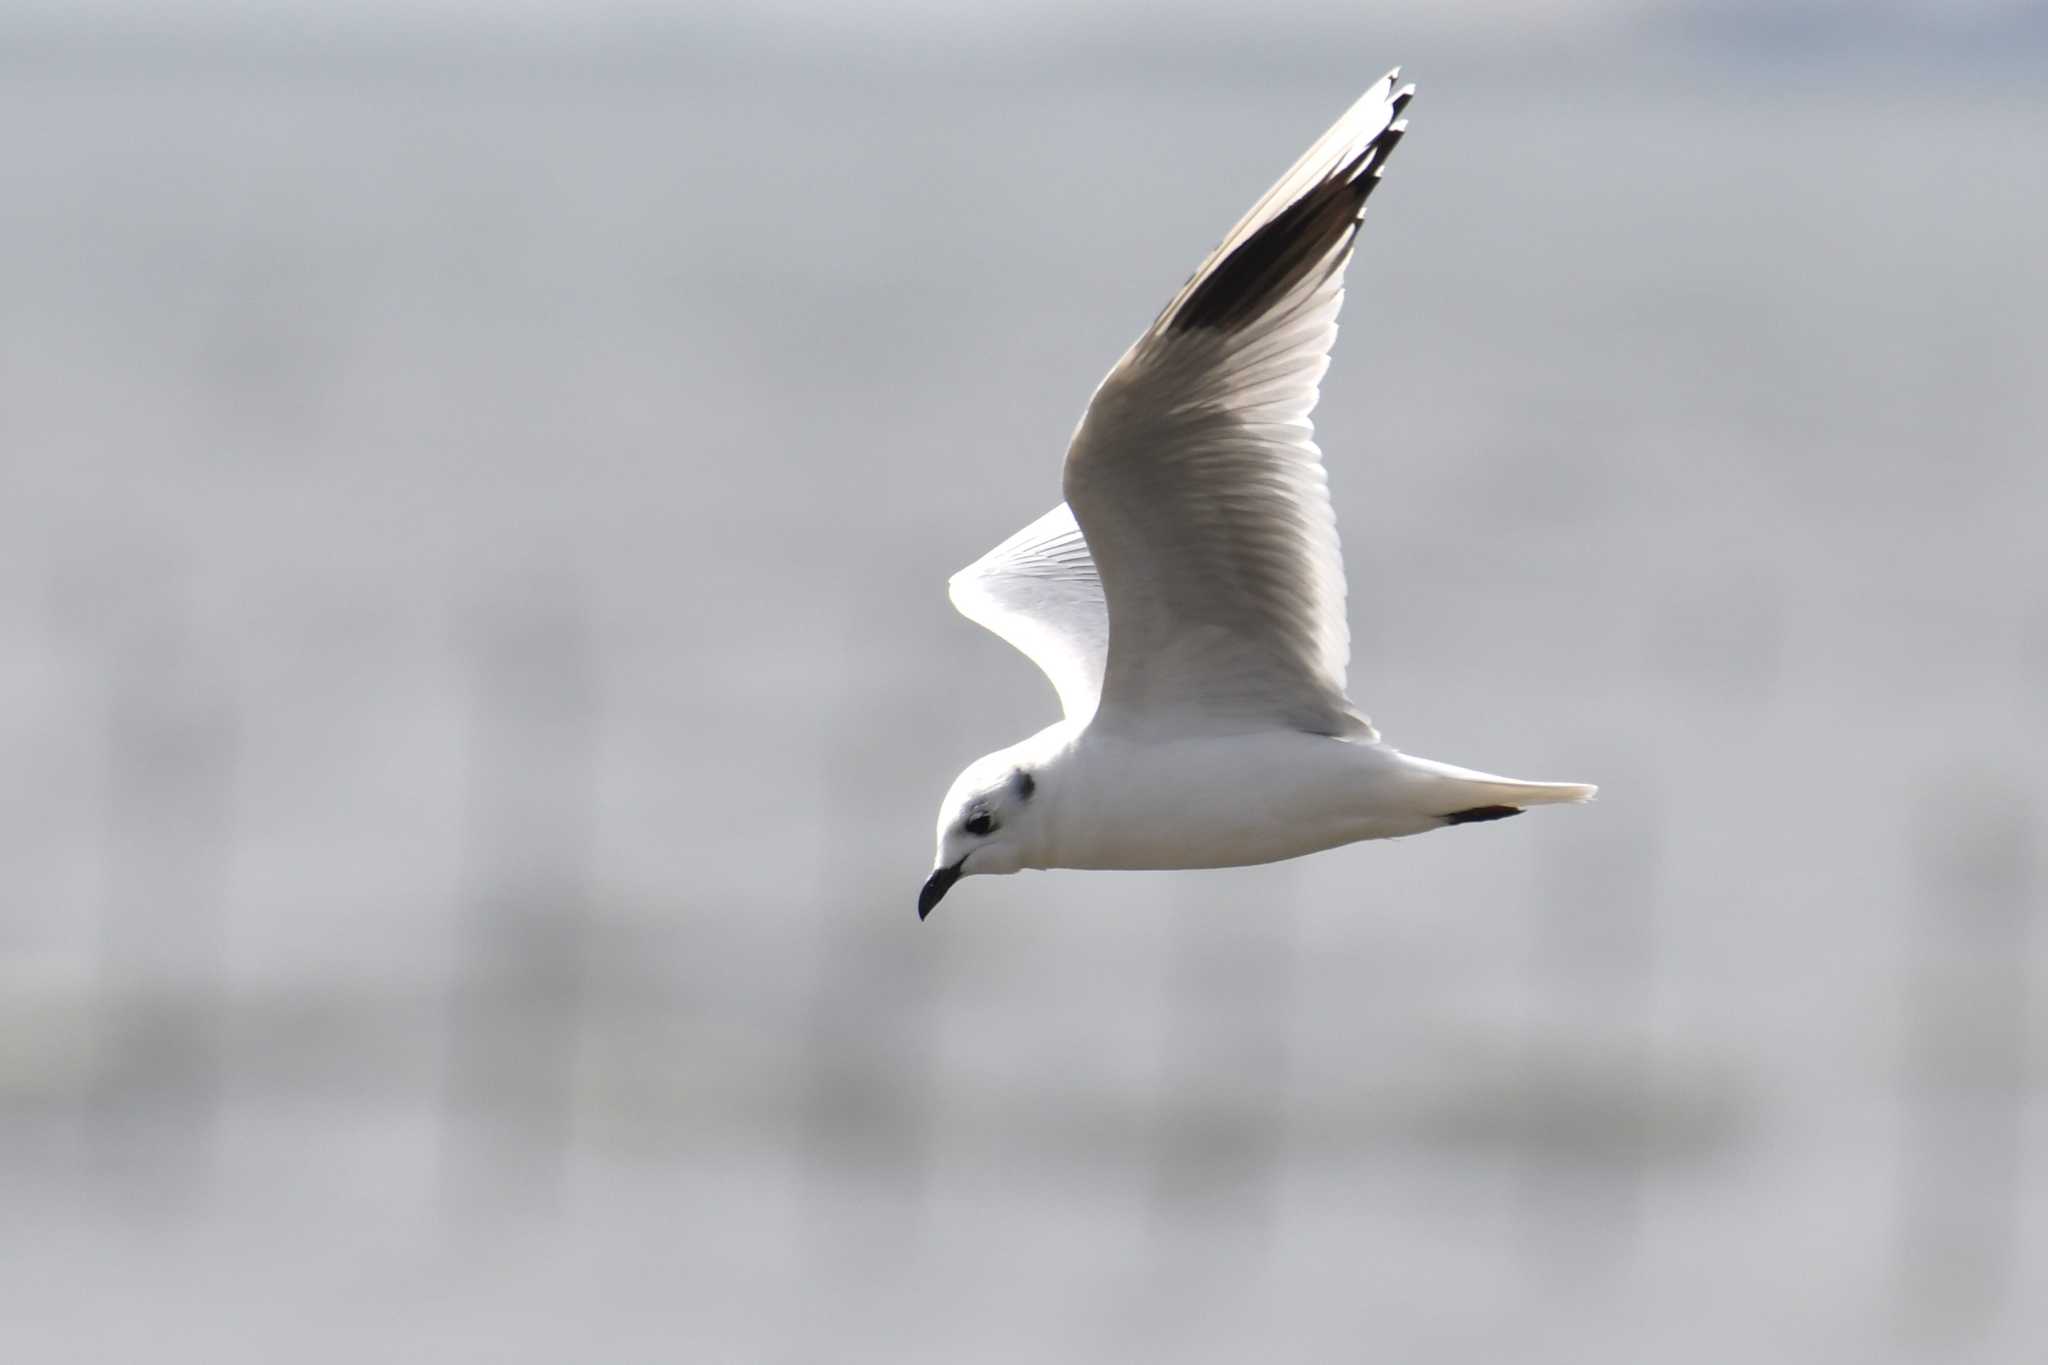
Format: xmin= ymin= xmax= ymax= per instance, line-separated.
xmin=920 ymin=70 xmax=1594 ymax=920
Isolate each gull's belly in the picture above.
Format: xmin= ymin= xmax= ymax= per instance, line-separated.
xmin=1047 ymin=731 xmax=1438 ymax=872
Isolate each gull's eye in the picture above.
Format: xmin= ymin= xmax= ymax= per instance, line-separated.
xmin=964 ymin=812 xmax=995 ymax=837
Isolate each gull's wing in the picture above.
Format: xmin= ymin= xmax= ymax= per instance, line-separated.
xmin=948 ymin=502 xmax=1108 ymax=722
xmin=1062 ymin=72 xmax=1412 ymax=738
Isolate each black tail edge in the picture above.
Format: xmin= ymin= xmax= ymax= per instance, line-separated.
xmin=1442 ymin=805 xmax=1523 ymax=825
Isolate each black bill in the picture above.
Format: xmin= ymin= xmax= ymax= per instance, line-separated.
xmin=917 ymin=862 xmax=963 ymax=921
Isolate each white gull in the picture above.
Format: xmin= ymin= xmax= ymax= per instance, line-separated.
xmin=921 ymin=70 xmax=1594 ymax=919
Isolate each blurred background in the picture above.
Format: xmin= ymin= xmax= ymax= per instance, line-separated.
xmin=4 ymin=1 xmax=2045 ymax=1359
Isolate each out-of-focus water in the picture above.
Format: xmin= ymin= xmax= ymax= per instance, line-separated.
xmin=3 ymin=14 xmax=2044 ymax=1362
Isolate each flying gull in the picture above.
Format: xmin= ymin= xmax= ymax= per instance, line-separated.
xmin=921 ymin=70 xmax=1594 ymax=919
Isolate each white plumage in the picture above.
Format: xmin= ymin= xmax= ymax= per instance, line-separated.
xmin=920 ymin=71 xmax=1593 ymax=920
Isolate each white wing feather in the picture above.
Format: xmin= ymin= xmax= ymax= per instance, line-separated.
xmin=947 ymin=503 xmax=1107 ymax=722
xmin=1063 ymin=73 xmax=1412 ymax=738
xmin=948 ymin=74 xmax=1413 ymax=738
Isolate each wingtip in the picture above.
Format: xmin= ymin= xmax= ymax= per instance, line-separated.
xmin=945 ymin=561 xmax=986 ymax=615
xmin=1356 ymin=68 xmax=1410 ymax=120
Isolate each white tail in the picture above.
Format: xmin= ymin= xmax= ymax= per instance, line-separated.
xmin=1392 ymin=751 xmax=1598 ymax=815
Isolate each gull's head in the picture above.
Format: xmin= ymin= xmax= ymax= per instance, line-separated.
xmin=919 ymin=755 xmax=1047 ymax=921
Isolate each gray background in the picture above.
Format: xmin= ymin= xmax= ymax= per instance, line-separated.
xmin=4 ymin=2 xmax=2044 ymax=1360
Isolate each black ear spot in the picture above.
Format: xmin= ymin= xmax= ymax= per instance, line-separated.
xmin=1010 ymin=768 xmax=1036 ymax=801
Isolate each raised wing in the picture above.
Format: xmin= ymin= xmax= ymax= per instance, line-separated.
xmin=948 ymin=502 xmax=1108 ymax=723
xmin=1061 ymin=73 xmax=1412 ymax=738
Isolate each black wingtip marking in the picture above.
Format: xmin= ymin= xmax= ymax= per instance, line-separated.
xmin=1170 ymin=170 xmax=1360 ymax=333
xmin=1443 ymin=805 xmax=1523 ymax=826
xmin=1168 ymin=94 xmax=1413 ymax=335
